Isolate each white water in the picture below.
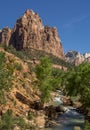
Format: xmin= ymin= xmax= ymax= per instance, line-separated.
xmin=43 ymin=92 xmax=85 ymax=130
xmin=43 ymin=108 xmax=84 ymax=130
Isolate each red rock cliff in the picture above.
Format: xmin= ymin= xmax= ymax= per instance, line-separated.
xmin=0 ymin=27 xmax=12 ymax=46
xmin=0 ymin=9 xmax=65 ymax=59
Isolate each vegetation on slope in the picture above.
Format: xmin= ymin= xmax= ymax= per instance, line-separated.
xmin=0 ymin=109 xmax=32 ymax=130
xmin=0 ymin=51 xmax=13 ymax=104
xmin=0 ymin=45 xmax=90 ymax=128
xmin=4 ymin=45 xmax=72 ymax=69
xmin=0 ymin=47 xmax=40 ymax=129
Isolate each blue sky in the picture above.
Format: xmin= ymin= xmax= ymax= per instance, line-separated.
xmin=0 ymin=0 xmax=90 ymax=53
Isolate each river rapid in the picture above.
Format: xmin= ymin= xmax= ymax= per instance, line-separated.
xmin=43 ymin=108 xmax=84 ymax=130
xmin=43 ymin=91 xmax=85 ymax=130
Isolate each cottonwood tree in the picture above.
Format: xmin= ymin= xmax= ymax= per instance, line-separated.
xmin=35 ymin=57 xmax=53 ymax=104
xmin=65 ymin=63 xmax=90 ymax=108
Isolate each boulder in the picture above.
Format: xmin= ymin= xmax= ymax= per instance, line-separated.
xmin=74 ymin=126 xmax=81 ymax=130
xmin=44 ymin=105 xmax=57 ymax=119
xmin=55 ymin=105 xmax=65 ymax=113
xmin=62 ymin=96 xmax=73 ymax=106
xmin=31 ymin=100 xmax=43 ymax=110
xmin=15 ymin=91 xmax=31 ymax=106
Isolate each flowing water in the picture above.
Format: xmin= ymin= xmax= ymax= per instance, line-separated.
xmin=43 ymin=108 xmax=84 ymax=130
xmin=43 ymin=92 xmax=85 ymax=130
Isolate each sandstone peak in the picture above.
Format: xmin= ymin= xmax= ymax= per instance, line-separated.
xmin=65 ymin=50 xmax=90 ymax=66
xmin=24 ymin=9 xmax=38 ymax=17
xmin=0 ymin=9 xmax=65 ymax=59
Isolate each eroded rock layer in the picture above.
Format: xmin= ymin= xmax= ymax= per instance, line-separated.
xmin=0 ymin=9 xmax=65 ymax=59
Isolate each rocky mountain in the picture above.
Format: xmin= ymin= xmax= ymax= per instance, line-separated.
xmin=0 ymin=9 xmax=64 ymax=60
xmin=65 ymin=50 xmax=90 ymax=66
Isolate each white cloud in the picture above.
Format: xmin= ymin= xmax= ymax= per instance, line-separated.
xmin=63 ymin=14 xmax=90 ymax=28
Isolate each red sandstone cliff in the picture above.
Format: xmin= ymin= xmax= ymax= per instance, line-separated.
xmin=0 ymin=27 xmax=12 ymax=46
xmin=0 ymin=9 xmax=65 ymax=59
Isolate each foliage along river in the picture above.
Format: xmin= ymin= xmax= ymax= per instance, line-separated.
xmin=43 ymin=93 xmax=85 ymax=130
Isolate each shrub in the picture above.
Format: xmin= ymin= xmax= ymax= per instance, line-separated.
xmin=0 ymin=51 xmax=13 ymax=104
xmin=0 ymin=109 xmax=30 ymax=130
xmin=35 ymin=57 xmax=53 ymax=104
xmin=84 ymin=121 xmax=90 ymax=130
xmin=14 ymin=62 xmax=23 ymax=71
xmin=0 ymin=52 xmax=6 ymax=66
xmin=28 ymin=112 xmax=34 ymax=120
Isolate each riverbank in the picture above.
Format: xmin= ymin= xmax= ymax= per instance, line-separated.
xmin=29 ymin=91 xmax=90 ymax=129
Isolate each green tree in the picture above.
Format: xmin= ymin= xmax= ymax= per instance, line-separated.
xmin=35 ymin=57 xmax=53 ymax=104
xmin=65 ymin=63 xmax=90 ymax=108
xmin=0 ymin=109 xmax=28 ymax=130
xmin=0 ymin=52 xmax=13 ymax=104
xmin=51 ymin=68 xmax=65 ymax=90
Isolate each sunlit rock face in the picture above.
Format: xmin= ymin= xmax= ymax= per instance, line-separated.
xmin=0 ymin=9 xmax=65 ymax=60
xmin=83 ymin=53 xmax=90 ymax=62
xmin=0 ymin=27 xmax=12 ymax=46
xmin=65 ymin=50 xmax=90 ymax=66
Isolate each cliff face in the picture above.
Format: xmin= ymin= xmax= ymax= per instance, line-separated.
xmin=0 ymin=27 xmax=12 ymax=46
xmin=65 ymin=50 xmax=90 ymax=66
xmin=0 ymin=9 xmax=65 ymax=59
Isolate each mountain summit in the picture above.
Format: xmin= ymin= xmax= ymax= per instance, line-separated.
xmin=65 ymin=50 xmax=90 ymax=65
xmin=0 ymin=9 xmax=65 ymax=59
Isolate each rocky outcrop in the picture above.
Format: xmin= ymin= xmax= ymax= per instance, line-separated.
xmin=0 ymin=9 xmax=65 ymax=59
xmin=0 ymin=27 xmax=12 ymax=46
xmin=76 ymin=106 xmax=90 ymax=122
xmin=15 ymin=91 xmax=32 ymax=106
xmin=65 ymin=50 xmax=90 ymax=66
xmin=83 ymin=53 xmax=90 ymax=63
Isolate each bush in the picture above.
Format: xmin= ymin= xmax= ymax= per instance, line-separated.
xmin=14 ymin=62 xmax=23 ymax=71
xmin=0 ymin=109 xmax=30 ymax=130
xmin=84 ymin=121 xmax=90 ymax=130
xmin=0 ymin=109 xmax=13 ymax=130
xmin=0 ymin=51 xmax=13 ymax=104
xmin=0 ymin=52 xmax=6 ymax=66
xmin=28 ymin=112 xmax=34 ymax=120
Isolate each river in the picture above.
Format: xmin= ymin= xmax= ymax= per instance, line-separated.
xmin=43 ymin=107 xmax=84 ymax=130
xmin=42 ymin=92 xmax=85 ymax=130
